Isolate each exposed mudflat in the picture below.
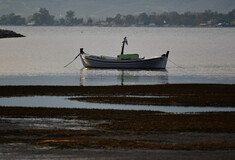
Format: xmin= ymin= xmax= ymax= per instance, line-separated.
xmin=0 ymin=107 xmax=234 ymax=149
xmin=0 ymin=84 xmax=235 ymax=159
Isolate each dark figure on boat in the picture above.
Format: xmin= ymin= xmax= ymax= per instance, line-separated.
xmin=121 ymin=37 xmax=128 ymax=55
xmin=80 ymin=48 xmax=84 ymax=54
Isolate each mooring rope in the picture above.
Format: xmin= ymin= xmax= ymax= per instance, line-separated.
xmin=168 ymin=58 xmax=185 ymax=69
xmin=64 ymin=53 xmax=81 ymax=68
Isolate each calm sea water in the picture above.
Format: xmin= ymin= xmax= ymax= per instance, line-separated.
xmin=0 ymin=26 xmax=234 ymax=85
xmin=0 ymin=26 xmax=234 ymax=112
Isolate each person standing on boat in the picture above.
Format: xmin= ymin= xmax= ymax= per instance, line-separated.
xmin=121 ymin=37 xmax=128 ymax=55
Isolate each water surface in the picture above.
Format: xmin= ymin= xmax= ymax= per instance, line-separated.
xmin=0 ymin=26 xmax=234 ymax=85
xmin=0 ymin=27 xmax=234 ymax=112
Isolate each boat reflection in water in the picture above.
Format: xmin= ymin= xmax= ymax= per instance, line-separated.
xmin=79 ymin=68 xmax=168 ymax=86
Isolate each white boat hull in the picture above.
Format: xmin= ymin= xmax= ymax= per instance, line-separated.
xmin=80 ymin=53 xmax=168 ymax=69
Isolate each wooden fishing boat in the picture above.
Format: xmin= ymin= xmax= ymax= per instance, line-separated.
xmin=64 ymin=37 xmax=169 ymax=69
xmin=80 ymin=52 xmax=169 ymax=69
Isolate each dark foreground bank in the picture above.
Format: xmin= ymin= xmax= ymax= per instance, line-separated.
xmin=0 ymin=29 xmax=25 ymax=38
xmin=1 ymin=143 xmax=235 ymax=160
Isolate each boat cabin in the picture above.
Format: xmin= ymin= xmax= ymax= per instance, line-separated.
xmin=117 ymin=54 xmax=139 ymax=60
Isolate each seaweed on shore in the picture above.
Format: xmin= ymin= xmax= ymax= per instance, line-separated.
xmin=0 ymin=107 xmax=235 ymax=150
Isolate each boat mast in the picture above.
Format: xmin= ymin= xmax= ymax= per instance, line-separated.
xmin=121 ymin=37 xmax=127 ymax=55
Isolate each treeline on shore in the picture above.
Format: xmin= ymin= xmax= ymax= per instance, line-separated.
xmin=0 ymin=8 xmax=235 ymax=27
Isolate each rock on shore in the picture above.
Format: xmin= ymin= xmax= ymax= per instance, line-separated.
xmin=0 ymin=29 xmax=25 ymax=39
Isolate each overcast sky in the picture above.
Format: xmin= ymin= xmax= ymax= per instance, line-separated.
xmin=0 ymin=0 xmax=234 ymax=18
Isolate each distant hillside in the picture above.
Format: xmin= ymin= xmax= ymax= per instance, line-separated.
xmin=0 ymin=0 xmax=234 ymax=18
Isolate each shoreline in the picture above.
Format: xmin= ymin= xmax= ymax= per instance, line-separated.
xmin=0 ymin=84 xmax=234 ymax=107
xmin=1 ymin=84 xmax=234 ymax=96
xmin=0 ymin=29 xmax=25 ymax=39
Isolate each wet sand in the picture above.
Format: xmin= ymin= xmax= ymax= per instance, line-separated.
xmin=0 ymin=84 xmax=235 ymax=159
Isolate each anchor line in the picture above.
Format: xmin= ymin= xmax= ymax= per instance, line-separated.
xmin=168 ymin=58 xmax=185 ymax=69
xmin=64 ymin=53 xmax=81 ymax=68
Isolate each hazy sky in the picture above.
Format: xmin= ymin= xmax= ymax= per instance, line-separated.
xmin=0 ymin=0 xmax=234 ymax=17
